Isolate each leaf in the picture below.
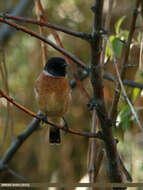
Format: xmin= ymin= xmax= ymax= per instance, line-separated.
xmin=115 ymin=15 xmax=126 ymax=34
xmin=105 ymin=36 xmax=123 ymax=59
xmin=118 ymin=105 xmax=132 ymax=131
xmin=132 ymin=87 xmax=140 ymax=102
xmin=140 ymin=71 xmax=143 ymax=79
xmin=112 ymin=37 xmax=123 ymax=58
xmin=105 ymin=35 xmax=114 ymax=59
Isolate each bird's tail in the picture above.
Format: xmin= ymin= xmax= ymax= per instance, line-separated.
xmin=49 ymin=117 xmax=61 ymax=144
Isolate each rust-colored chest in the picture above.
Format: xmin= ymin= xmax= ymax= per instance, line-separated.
xmin=35 ymin=72 xmax=71 ymax=117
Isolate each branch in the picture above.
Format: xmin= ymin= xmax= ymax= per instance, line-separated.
xmin=34 ymin=1 xmax=48 ymax=66
xmin=88 ymin=109 xmax=97 ymax=186
xmin=70 ymin=70 xmax=143 ymax=90
xmin=7 ymin=168 xmax=30 ymax=182
xmin=101 ymin=0 xmax=114 ymax=65
xmin=90 ymin=0 xmax=123 ymax=185
xmin=0 ymin=89 xmax=101 ymax=139
xmin=0 ymin=14 xmax=91 ymax=41
xmin=119 ymin=157 xmax=132 ymax=182
xmin=0 ymin=17 xmax=89 ymax=72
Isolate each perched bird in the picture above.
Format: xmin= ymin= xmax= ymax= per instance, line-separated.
xmin=35 ymin=57 xmax=71 ymax=144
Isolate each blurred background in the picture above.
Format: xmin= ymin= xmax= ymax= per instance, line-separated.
xmin=0 ymin=0 xmax=143 ymax=189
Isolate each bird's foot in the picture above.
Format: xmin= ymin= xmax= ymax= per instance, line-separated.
xmin=37 ymin=111 xmax=48 ymax=125
xmin=62 ymin=117 xmax=69 ymax=134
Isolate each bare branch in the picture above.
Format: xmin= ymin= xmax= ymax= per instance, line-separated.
xmin=34 ymin=1 xmax=48 ymax=66
xmin=101 ymin=0 xmax=114 ymax=65
xmin=119 ymin=157 xmax=132 ymax=182
xmin=88 ymin=109 xmax=97 ymax=186
xmin=90 ymin=0 xmax=123 ymax=185
xmin=7 ymin=168 xmax=30 ymax=182
xmin=70 ymin=70 xmax=143 ymax=89
xmin=0 ymin=14 xmax=91 ymax=41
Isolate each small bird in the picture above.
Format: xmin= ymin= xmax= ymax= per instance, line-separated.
xmin=35 ymin=57 xmax=71 ymax=144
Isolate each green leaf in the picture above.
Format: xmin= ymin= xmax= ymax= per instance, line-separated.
xmin=115 ymin=15 xmax=126 ymax=34
xmin=118 ymin=105 xmax=132 ymax=131
xmin=140 ymin=71 xmax=143 ymax=79
xmin=112 ymin=37 xmax=123 ymax=58
xmin=120 ymin=105 xmax=130 ymax=119
xmin=105 ymin=36 xmax=114 ymax=59
xmin=132 ymin=87 xmax=140 ymax=102
xmin=105 ymin=35 xmax=123 ymax=59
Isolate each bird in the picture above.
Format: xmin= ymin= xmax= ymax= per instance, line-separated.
xmin=34 ymin=57 xmax=71 ymax=144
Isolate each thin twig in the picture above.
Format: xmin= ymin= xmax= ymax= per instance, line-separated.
xmin=0 ymin=50 xmax=14 ymax=152
xmin=34 ymin=1 xmax=48 ymax=66
xmin=94 ymin=149 xmax=104 ymax=179
xmin=7 ymin=168 xmax=30 ymax=182
xmin=0 ymin=13 xmax=91 ymax=41
xmin=2 ymin=50 xmax=14 ymax=141
xmin=0 ymin=52 xmax=9 ymax=150
xmin=101 ymin=0 xmax=113 ymax=65
xmin=69 ymin=65 xmax=143 ymax=90
xmin=88 ymin=109 xmax=97 ymax=187
xmin=0 ymin=17 xmax=89 ymax=72
xmin=139 ymin=32 xmax=143 ymax=71
xmin=119 ymin=156 xmax=132 ymax=182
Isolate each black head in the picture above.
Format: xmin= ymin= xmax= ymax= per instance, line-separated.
xmin=44 ymin=57 xmax=68 ymax=77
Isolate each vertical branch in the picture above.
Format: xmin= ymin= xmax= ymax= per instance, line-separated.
xmin=35 ymin=1 xmax=48 ymax=66
xmin=90 ymin=0 xmax=124 ymax=186
xmin=101 ymin=0 xmax=114 ymax=65
xmin=88 ymin=109 xmax=97 ymax=186
xmin=139 ymin=32 xmax=143 ymax=71
xmin=0 ymin=48 xmax=14 ymax=150
xmin=90 ymin=0 xmax=105 ymax=105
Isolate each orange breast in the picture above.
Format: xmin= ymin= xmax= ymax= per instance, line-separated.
xmin=35 ymin=72 xmax=71 ymax=118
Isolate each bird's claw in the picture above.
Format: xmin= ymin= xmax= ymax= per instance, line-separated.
xmin=62 ymin=117 xmax=69 ymax=134
xmin=37 ymin=112 xmax=47 ymax=123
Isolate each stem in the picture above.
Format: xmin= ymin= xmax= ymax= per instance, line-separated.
xmin=0 ymin=14 xmax=91 ymax=41
xmin=88 ymin=109 xmax=97 ymax=187
xmin=90 ymin=0 xmax=123 ymax=187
